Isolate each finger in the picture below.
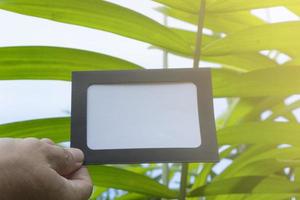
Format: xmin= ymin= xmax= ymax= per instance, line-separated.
xmin=45 ymin=146 xmax=84 ymax=176
xmin=40 ymin=138 xmax=55 ymax=145
xmin=66 ymin=167 xmax=93 ymax=200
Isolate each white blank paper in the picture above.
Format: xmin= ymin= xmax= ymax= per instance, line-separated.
xmin=87 ymin=83 xmax=201 ymax=150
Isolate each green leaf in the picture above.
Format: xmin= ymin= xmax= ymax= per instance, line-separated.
xmin=218 ymin=122 xmax=300 ymax=146
xmin=268 ymin=100 xmax=300 ymax=122
xmin=212 ymin=66 xmax=300 ymax=97
xmin=115 ymin=193 xmax=149 ymax=200
xmin=0 ymin=46 xmax=141 ymax=80
xmin=189 ymin=176 xmax=300 ymax=197
xmin=286 ymin=58 xmax=300 ymax=65
xmin=207 ymin=0 xmax=300 ymax=13
xmin=207 ymin=54 xmax=277 ymax=73
xmin=247 ymin=147 xmax=300 ymax=164
xmin=0 ymin=117 xmax=69 ymax=142
xmin=203 ymin=22 xmax=300 ymax=56
xmin=235 ymin=158 xmax=300 ymax=177
xmin=158 ymin=7 xmax=264 ymax=33
xmin=191 ymin=146 xmax=236 ymax=191
xmin=244 ymin=194 xmax=299 ymax=200
xmin=89 ymin=166 xmax=178 ymax=198
xmin=3 ymin=47 xmax=298 ymax=98
xmin=170 ymin=29 xmax=277 ymax=71
xmin=2 ymin=49 xmax=300 ymax=98
xmin=155 ymin=0 xmax=299 ymax=14
xmin=223 ymin=96 xmax=297 ymax=126
xmin=288 ymin=5 xmax=300 ymax=14
xmin=220 ymin=95 xmax=298 ymax=131
xmin=154 ymin=0 xmax=200 ymax=14
xmin=211 ymin=147 xmax=300 ymax=179
xmin=220 ymin=98 xmax=259 ymax=126
xmin=170 ymin=28 xmax=219 ymax=47
xmin=0 ymin=0 xmax=191 ymax=55
xmin=213 ymin=145 xmax=275 ymax=181
xmin=231 ymin=97 xmax=284 ymax=124
xmin=90 ymin=186 xmax=107 ymax=200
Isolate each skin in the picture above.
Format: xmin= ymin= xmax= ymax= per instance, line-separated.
xmin=0 ymin=138 xmax=93 ymax=200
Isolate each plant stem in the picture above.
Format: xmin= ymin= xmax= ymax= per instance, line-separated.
xmin=179 ymin=163 xmax=189 ymax=200
xmin=163 ymin=14 xmax=169 ymax=69
xmin=162 ymin=163 xmax=169 ymax=186
xmin=161 ymin=13 xmax=170 ymax=192
xmin=193 ymin=0 xmax=207 ymax=68
xmin=179 ymin=0 xmax=207 ymax=199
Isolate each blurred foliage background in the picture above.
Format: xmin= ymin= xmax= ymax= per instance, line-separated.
xmin=1 ymin=0 xmax=300 ymax=199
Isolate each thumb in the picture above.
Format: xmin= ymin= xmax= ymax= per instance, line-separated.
xmin=65 ymin=167 xmax=93 ymax=200
xmin=46 ymin=145 xmax=85 ymax=176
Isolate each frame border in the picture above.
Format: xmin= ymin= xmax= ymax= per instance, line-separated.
xmin=71 ymin=68 xmax=219 ymax=164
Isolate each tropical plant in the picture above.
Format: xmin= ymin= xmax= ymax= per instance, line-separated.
xmin=0 ymin=0 xmax=300 ymax=199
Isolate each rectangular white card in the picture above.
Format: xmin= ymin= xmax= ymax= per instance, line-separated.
xmin=87 ymin=83 xmax=201 ymax=150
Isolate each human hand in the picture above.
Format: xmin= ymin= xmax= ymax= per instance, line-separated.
xmin=0 ymin=138 xmax=92 ymax=200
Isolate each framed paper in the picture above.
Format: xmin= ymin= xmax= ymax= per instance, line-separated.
xmin=71 ymin=68 xmax=219 ymax=164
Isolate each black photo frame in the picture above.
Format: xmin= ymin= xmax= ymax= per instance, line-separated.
xmin=71 ymin=68 xmax=219 ymax=164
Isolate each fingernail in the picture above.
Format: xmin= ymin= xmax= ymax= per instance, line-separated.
xmin=68 ymin=148 xmax=84 ymax=164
